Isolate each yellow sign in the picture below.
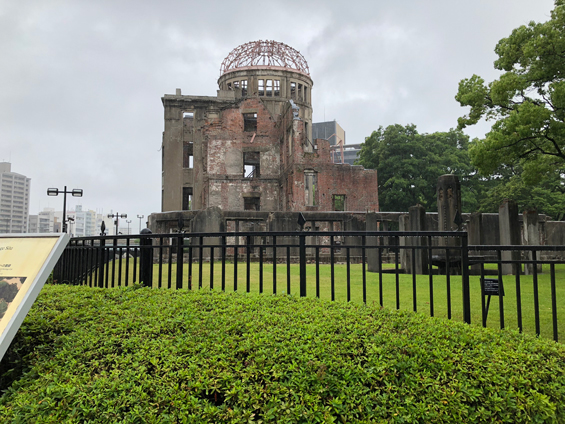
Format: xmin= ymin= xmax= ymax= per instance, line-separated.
xmin=0 ymin=234 xmax=69 ymax=360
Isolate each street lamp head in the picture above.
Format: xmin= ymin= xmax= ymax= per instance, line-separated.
xmin=47 ymin=188 xmax=59 ymax=196
xmin=120 ymin=214 xmax=127 ymax=218
xmin=71 ymin=189 xmax=83 ymax=197
xmin=107 ymin=214 xmax=113 ymax=218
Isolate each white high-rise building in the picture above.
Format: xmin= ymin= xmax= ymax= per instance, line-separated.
xmin=0 ymin=162 xmax=31 ymax=234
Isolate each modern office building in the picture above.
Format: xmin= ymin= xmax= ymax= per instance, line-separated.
xmin=0 ymin=162 xmax=31 ymax=233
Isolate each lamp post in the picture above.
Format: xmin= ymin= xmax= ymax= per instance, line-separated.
xmin=47 ymin=186 xmax=83 ymax=233
xmin=126 ymin=220 xmax=131 ymax=235
xmin=137 ymin=214 xmax=144 ymax=232
xmin=108 ymin=212 xmax=127 ymax=236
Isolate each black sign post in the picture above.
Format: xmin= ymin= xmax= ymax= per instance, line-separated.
xmin=482 ymin=278 xmax=505 ymax=323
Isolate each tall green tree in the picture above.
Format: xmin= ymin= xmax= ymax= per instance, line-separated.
xmin=456 ymin=0 xmax=565 ymax=185
xmin=357 ymin=124 xmax=477 ymax=212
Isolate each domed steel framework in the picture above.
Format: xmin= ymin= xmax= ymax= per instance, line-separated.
xmin=220 ymin=40 xmax=310 ymax=76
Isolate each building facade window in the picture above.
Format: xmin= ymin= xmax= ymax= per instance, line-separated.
xmin=333 ymin=194 xmax=346 ymax=211
xmin=182 ymin=187 xmax=193 ymax=211
xmin=243 ymin=113 xmax=257 ymax=132
xmin=243 ymin=151 xmax=260 ymax=178
xmin=244 ymin=196 xmax=260 ymax=211
xmin=258 ymin=79 xmax=264 ymax=96
xmin=304 ymin=170 xmax=317 ymax=206
xmin=183 ymin=143 xmax=193 ymax=168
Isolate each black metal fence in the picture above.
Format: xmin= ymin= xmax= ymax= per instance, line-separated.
xmin=54 ymin=230 xmax=565 ymax=342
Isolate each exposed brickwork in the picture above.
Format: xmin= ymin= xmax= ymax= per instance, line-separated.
xmin=161 ymin=62 xmax=378 ymax=213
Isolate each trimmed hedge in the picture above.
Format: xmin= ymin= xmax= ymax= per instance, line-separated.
xmin=1 ymin=285 xmax=564 ymax=423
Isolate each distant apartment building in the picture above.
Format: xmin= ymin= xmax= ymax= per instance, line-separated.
xmin=28 ymin=208 xmax=58 ymax=234
xmin=0 ymin=162 xmax=31 ymax=234
xmin=30 ymin=205 xmax=114 ymax=236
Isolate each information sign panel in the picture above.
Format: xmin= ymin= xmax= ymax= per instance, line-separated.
xmin=0 ymin=234 xmax=69 ymax=361
xmin=483 ymin=278 xmax=505 ymax=296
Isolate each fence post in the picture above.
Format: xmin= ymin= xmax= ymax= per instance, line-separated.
xmin=176 ymin=234 xmax=183 ymax=290
xmin=299 ymin=233 xmax=306 ymax=297
xmin=140 ymin=228 xmax=153 ymax=287
xmin=461 ymin=232 xmax=471 ymax=324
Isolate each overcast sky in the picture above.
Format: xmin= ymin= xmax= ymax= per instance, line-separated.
xmin=0 ymin=0 xmax=556 ymax=229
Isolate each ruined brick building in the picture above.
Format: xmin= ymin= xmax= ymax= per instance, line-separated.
xmin=160 ymin=40 xmax=378 ymax=214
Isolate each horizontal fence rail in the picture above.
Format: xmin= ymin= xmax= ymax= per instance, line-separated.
xmin=53 ymin=231 xmax=564 ymax=342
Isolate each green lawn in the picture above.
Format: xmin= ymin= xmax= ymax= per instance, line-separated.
xmin=88 ymin=259 xmax=564 ymax=342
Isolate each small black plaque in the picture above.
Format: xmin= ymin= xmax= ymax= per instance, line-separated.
xmin=483 ymin=278 xmax=504 ymax=296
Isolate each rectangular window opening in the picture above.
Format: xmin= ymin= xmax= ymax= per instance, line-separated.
xmin=243 ymin=113 xmax=257 ymax=132
xmin=266 ymin=79 xmax=273 ymax=97
xmin=244 ymin=197 xmax=260 ymax=211
xmin=298 ymin=84 xmax=303 ymax=102
xmin=303 ymin=86 xmax=308 ymax=102
xmin=183 ymin=112 xmax=194 ymax=118
xmin=243 ymin=151 xmax=260 ymax=178
xmin=241 ymin=80 xmax=248 ymax=96
xmin=274 ymin=80 xmax=280 ymax=96
xmin=304 ymin=170 xmax=317 ymax=206
xmin=333 ymin=194 xmax=346 ymax=211
xmin=258 ymin=80 xmax=265 ymax=96
xmin=183 ymin=143 xmax=194 ymax=168
xmin=290 ymin=82 xmax=296 ymax=100
xmin=183 ymin=187 xmax=193 ymax=211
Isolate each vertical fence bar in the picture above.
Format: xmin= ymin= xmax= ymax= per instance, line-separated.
xmin=300 ymin=233 xmax=306 ymax=297
xmin=330 ymin=235 xmax=335 ymax=301
xmin=188 ymin=237 xmax=193 ymax=290
xmin=272 ymin=235 xmax=277 ymax=295
xmin=461 ymin=233 xmax=471 ymax=325
xmin=118 ymin=244 xmax=123 ymax=287
xmin=395 ymin=237 xmax=400 ymax=310
xmin=378 ymin=244 xmax=383 ymax=307
xmin=133 ymin=242 xmax=138 ymax=284
xmin=199 ymin=236 xmax=203 ymax=290
xmin=176 ymin=234 xmax=184 ymax=290
xmin=209 ymin=245 xmax=214 ymax=290
xmin=259 ymin=240 xmax=263 ymax=294
xmin=532 ymin=249 xmax=540 ymax=336
xmin=428 ymin=236 xmax=434 ymax=317
xmin=315 ymin=243 xmax=320 ymax=298
xmin=362 ymin=235 xmax=366 ymax=304
xmin=125 ymin=238 xmax=130 ymax=287
xmin=234 ymin=234 xmax=238 ymax=292
xmin=111 ymin=238 xmax=117 ymax=288
xmin=167 ymin=241 xmax=173 ymax=289
xmin=515 ymin=269 xmax=522 ymax=333
xmin=246 ymin=235 xmax=251 ymax=293
xmin=97 ymin=238 xmax=105 ymax=288
xmin=158 ymin=237 xmax=163 ymax=288
xmin=88 ymin=240 xmax=94 ymax=287
xmin=446 ymin=248 xmax=451 ymax=320
xmin=346 ymin=246 xmax=351 ymax=302
xmin=480 ymin=263 xmax=486 ymax=327
xmin=412 ymin=247 xmax=417 ymax=312
xmin=496 ymin=250 xmax=504 ymax=329
xmin=550 ymin=263 xmax=558 ymax=342
xmin=286 ymin=245 xmax=291 ymax=295
xmin=221 ymin=235 xmax=226 ymax=291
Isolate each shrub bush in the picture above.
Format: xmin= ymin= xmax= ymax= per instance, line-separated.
xmin=1 ymin=285 xmax=564 ymax=423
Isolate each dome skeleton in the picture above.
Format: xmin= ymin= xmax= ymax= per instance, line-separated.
xmin=220 ymin=40 xmax=310 ymax=76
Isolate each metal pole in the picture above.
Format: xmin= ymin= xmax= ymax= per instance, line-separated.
xmin=62 ymin=185 xmax=67 ymax=233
